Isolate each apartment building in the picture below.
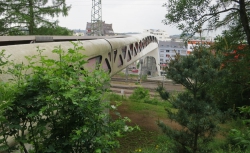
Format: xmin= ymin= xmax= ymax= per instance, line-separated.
xmin=158 ymin=40 xmax=187 ymax=66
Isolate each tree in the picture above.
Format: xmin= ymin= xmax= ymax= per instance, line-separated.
xmin=34 ymin=25 xmax=73 ymax=35
xmin=207 ymin=30 xmax=250 ymax=111
xmin=158 ymin=47 xmax=221 ymax=153
xmin=163 ymin=0 xmax=250 ymax=45
xmin=0 ymin=0 xmax=70 ymax=35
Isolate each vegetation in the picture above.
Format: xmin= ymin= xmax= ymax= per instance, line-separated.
xmin=163 ymin=0 xmax=250 ymax=45
xmin=0 ymin=0 xmax=71 ymax=35
xmin=163 ymin=1 xmax=250 ymax=152
xmin=156 ymin=83 xmax=170 ymax=100
xmin=34 ymin=25 xmax=73 ymax=36
xmin=158 ymin=46 xmax=222 ymax=153
xmin=0 ymin=43 xmax=135 ymax=152
xmin=208 ymin=34 xmax=250 ymax=111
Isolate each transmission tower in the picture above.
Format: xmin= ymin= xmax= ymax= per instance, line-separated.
xmin=91 ymin=0 xmax=103 ymax=36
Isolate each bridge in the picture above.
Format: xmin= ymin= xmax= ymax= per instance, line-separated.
xmin=0 ymin=34 xmax=160 ymax=81
xmin=0 ymin=34 xmax=160 ymax=150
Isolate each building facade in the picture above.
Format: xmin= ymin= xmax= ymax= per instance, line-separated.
xmin=86 ymin=21 xmax=114 ymax=36
xmin=158 ymin=40 xmax=187 ymax=66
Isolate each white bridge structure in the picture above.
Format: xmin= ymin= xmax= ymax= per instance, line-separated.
xmin=0 ymin=34 xmax=160 ymax=80
xmin=0 ymin=34 xmax=160 ymax=150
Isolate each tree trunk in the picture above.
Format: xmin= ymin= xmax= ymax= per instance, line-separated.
xmin=239 ymin=0 xmax=250 ymax=46
xmin=193 ymin=131 xmax=198 ymax=153
xmin=28 ymin=0 xmax=34 ymax=35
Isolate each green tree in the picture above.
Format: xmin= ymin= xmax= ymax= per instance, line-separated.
xmin=158 ymin=47 xmax=221 ymax=153
xmin=208 ymin=32 xmax=250 ymax=111
xmin=34 ymin=25 xmax=73 ymax=35
xmin=163 ymin=0 xmax=250 ymax=45
xmin=0 ymin=0 xmax=70 ymax=35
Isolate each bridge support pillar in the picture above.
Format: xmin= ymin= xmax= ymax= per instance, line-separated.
xmin=140 ymin=48 xmax=160 ymax=77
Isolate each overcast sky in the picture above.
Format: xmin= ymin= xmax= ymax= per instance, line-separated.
xmin=57 ymin=0 xmax=221 ymax=37
xmin=56 ymin=0 xmax=181 ymax=35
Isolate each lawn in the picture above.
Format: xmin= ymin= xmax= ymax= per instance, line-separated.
xmin=109 ymin=92 xmax=248 ymax=153
xmin=109 ymin=93 xmax=179 ymax=153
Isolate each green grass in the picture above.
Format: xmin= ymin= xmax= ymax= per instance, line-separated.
xmin=113 ymin=127 xmax=160 ymax=153
xmin=109 ymin=92 xmax=249 ymax=153
xmin=109 ymin=92 xmax=173 ymax=119
xmin=126 ymin=100 xmax=171 ymax=119
xmin=114 ymin=72 xmax=139 ymax=79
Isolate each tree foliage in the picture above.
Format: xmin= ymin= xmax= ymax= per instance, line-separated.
xmin=207 ymin=33 xmax=250 ymax=111
xmin=0 ymin=43 xmax=134 ymax=152
xmin=158 ymin=47 xmax=221 ymax=153
xmin=34 ymin=25 xmax=73 ymax=35
xmin=163 ymin=0 xmax=250 ymax=45
xmin=0 ymin=0 xmax=71 ymax=35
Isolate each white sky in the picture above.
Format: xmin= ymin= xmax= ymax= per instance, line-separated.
xmin=56 ymin=0 xmax=181 ymax=35
xmin=56 ymin=0 xmax=221 ymax=37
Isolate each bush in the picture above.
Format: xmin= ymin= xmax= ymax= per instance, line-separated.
xmin=144 ymin=98 xmax=159 ymax=105
xmin=109 ymin=92 xmax=128 ymax=102
xmin=129 ymin=87 xmax=150 ymax=102
xmin=0 ymin=43 xmax=135 ymax=153
xmin=224 ymin=106 xmax=250 ymax=152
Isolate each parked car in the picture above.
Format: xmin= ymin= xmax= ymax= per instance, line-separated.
xmin=132 ymin=69 xmax=139 ymax=73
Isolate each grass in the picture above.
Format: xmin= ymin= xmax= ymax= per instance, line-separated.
xmin=113 ymin=127 xmax=160 ymax=153
xmin=109 ymin=92 xmax=175 ymax=153
xmin=114 ymin=72 xmax=139 ymax=79
xmin=126 ymin=100 xmax=171 ymax=119
xmin=109 ymin=91 xmax=250 ymax=153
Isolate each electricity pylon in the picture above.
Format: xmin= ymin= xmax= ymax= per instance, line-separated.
xmin=91 ymin=0 xmax=103 ymax=36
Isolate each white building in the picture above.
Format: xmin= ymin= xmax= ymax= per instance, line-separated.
xmin=158 ymin=40 xmax=187 ymax=66
xmin=143 ymin=29 xmax=170 ymax=42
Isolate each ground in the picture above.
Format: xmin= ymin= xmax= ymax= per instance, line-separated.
xmin=111 ymin=101 xmax=182 ymax=153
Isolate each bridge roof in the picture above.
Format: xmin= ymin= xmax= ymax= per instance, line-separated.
xmin=0 ymin=35 xmax=130 ymax=46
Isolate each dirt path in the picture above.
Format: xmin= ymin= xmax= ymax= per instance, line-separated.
xmin=114 ymin=102 xmax=182 ymax=132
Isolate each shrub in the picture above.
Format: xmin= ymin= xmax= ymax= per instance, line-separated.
xmin=144 ymin=98 xmax=159 ymax=105
xmin=129 ymin=87 xmax=150 ymax=102
xmin=0 ymin=43 xmax=134 ymax=153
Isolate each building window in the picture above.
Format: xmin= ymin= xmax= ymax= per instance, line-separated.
xmin=160 ymin=59 xmax=163 ymax=61
xmin=181 ymin=50 xmax=186 ymax=54
xmin=160 ymin=50 xmax=164 ymax=52
xmin=160 ymin=54 xmax=164 ymax=57
xmin=166 ymin=50 xmax=170 ymax=52
xmin=166 ymin=54 xmax=170 ymax=57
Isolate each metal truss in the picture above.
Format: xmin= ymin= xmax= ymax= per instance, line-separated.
xmin=91 ymin=0 xmax=102 ymax=36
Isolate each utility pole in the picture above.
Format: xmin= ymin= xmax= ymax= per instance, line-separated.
xmin=91 ymin=0 xmax=103 ymax=36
